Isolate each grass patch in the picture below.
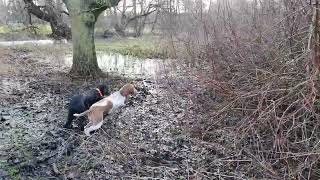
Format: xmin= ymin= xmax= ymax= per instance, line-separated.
xmin=0 ymin=26 xmax=12 ymax=33
xmin=0 ymin=161 xmax=20 ymax=180
xmin=0 ymin=35 xmax=168 ymax=59
xmin=4 ymin=43 xmax=71 ymax=54
xmin=95 ymin=27 xmax=105 ymax=36
xmin=96 ymin=37 xmax=168 ymax=59
xmin=0 ymin=25 xmax=52 ymax=35
xmin=36 ymin=25 xmax=52 ymax=35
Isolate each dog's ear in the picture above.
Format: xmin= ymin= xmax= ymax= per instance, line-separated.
xmin=97 ymin=84 xmax=109 ymax=96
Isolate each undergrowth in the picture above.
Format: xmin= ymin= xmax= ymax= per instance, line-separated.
xmin=96 ymin=37 xmax=168 ymax=59
xmin=0 ymin=25 xmax=51 ymax=35
xmin=0 ymin=25 xmax=51 ymax=41
xmin=164 ymin=1 xmax=320 ymax=179
xmin=0 ymin=161 xmax=20 ymax=180
xmin=3 ymin=36 xmax=169 ymax=60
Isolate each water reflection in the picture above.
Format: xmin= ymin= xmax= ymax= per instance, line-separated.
xmin=65 ymin=52 xmax=161 ymax=78
xmin=0 ymin=39 xmax=67 ymax=46
xmin=0 ymin=39 xmax=161 ymax=78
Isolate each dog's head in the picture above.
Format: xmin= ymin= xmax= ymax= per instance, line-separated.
xmin=120 ymin=83 xmax=138 ymax=98
xmin=97 ymin=84 xmax=110 ymax=96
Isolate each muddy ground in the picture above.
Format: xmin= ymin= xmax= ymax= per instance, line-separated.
xmin=0 ymin=46 xmax=242 ymax=180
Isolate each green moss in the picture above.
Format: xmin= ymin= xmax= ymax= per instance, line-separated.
xmin=0 ymin=161 xmax=20 ymax=180
xmin=0 ymin=140 xmax=34 ymax=180
xmin=96 ymin=37 xmax=168 ymax=59
xmin=0 ymin=26 xmax=12 ymax=33
xmin=36 ymin=25 xmax=52 ymax=35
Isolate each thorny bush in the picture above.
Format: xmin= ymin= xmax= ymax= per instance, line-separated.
xmin=163 ymin=0 xmax=320 ymax=179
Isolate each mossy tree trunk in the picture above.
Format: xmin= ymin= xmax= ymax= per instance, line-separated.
xmin=63 ymin=0 xmax=120 ymax=77
xmin=69 ymin=13 xmax=100 ymax=76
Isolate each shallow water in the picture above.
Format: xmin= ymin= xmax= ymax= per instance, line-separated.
xmin=64 ymin=52 xmax=162 ymax=78
xmin=0 ymin=39 xmax=163 ymax=78
xmin=0 ymin=39 xmax=67 ymax=46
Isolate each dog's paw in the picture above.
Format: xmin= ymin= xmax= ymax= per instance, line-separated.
xmin=84 ymin=130 xmax=91 ymax=136
xmin=63 ymin=124 xmax=73 ymax=129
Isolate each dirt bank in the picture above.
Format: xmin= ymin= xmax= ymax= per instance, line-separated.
xmin=0 ymin=47 xmax=124 ymax=178
xmin=0 ymin=46 xmax=190 ymax=179
xmin=0 ymin=45 xmax=242 ymax=179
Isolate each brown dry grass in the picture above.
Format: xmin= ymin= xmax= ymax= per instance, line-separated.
xmin=161 ymin=1 xmax=320 ymax=179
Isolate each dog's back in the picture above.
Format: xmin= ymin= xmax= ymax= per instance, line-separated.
xmin=64 ymin=85 xmax=109 ymax=129
xmin=93 ymin=91 xmax=125 ymax=111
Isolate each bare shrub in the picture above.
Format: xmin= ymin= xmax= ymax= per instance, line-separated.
xmin=161 ymin=0 xmax=320 ymax=178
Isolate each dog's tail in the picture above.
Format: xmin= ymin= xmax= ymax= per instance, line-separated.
xmin=73 ymin=109 xmax=90 ymax=117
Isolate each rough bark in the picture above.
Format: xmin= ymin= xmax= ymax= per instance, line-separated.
xmin=69 ymin=13 xmax=100 ymax=76
xmin=63 ymin=0 xmax=121 ymax=77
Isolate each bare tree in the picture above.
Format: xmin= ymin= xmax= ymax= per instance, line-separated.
xmin=111 ymin=0 xmax=160 ymax=36
xmin=0 ymin=0 xmax=7 ymax=25
xmin=112 ymin=0 xmax=127 ymax=36
xmin=23 ymin=0 xmax=71 ymax=39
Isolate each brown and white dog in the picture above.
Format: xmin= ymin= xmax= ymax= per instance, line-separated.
xmin=73 ymin=83 xmax=138 ymax=136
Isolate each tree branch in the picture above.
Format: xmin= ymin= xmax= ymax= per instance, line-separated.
xmin=127 ymin=8 xmax=157 ymax=24
xmin=89 ymin=0 xmax=121 ymax=14
xmin=61 ymin=10 xmax=69 ymax=15
xmin=23 ymin=0 xmax=52 ymax=22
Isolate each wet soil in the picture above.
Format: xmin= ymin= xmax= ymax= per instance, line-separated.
xmin=0 ymin=47 xmax=134 ymax=179
xmin=0 ymin=46 xmax=240 ymax=179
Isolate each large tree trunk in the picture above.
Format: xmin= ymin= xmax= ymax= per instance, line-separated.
xmin=111 ymin=0 xmax=158 ymax=37
xmin=50 ymin=21 xmax=71 ymax=39
xmin=50 ymin=0 xmax=71 ymax=39
xmin=69 ymin=13 xmax=101 ymax=76
xmin=63 ymin=0 xmax=121 ymax=77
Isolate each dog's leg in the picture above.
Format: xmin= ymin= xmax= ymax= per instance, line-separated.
xmin=84 ymin=121 xmax=94 ymax=135
xmin=64 ymin=109 xmax=75 ymax=129
xmin=84 ymin=116 xmax=104 ymax=136
xmin=84 ymin=121 xmax=103 ymax=136
xmin=77 ymin=117 xmax=87 ymax=131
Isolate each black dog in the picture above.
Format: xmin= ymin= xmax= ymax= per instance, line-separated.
xmin=64 ymin=84 xmax=110 ymax=129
